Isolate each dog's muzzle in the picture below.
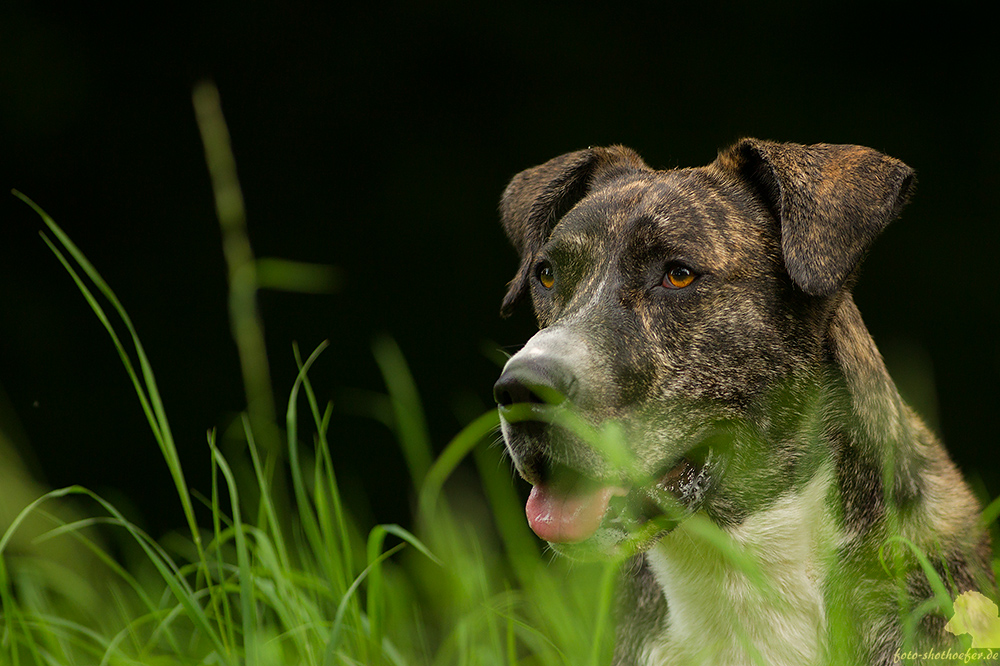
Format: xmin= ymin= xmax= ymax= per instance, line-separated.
xmin=493 ymin=328 xmax=624 ymax=543
xmin=494 ymin=328 xmax=712 ymax=552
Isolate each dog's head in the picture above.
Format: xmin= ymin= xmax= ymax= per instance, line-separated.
xmin=493 ymin=139 xmax=914 ymax=559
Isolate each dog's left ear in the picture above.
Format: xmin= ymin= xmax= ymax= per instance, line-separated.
xmin=499 ymin=145 xmax=648 ymax=316
xmin=717 ymin=139 xmax=916 ymax=297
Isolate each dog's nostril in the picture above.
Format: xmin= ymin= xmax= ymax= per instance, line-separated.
xmin=493 ymin=377 xmax=513 ymax=408
xmin=494 ymin=372 xmax=566 ymax=408
xmin=495 ymin=354 xmax=578 ymax=409
xmin=495 ymin=387 xmax=514 ymax=408
xmin=493 ymin=375 xmax=543 ymax=407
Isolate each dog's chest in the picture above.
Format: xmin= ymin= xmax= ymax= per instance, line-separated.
xmin=640 ymin=467 xmax=838 ymax=666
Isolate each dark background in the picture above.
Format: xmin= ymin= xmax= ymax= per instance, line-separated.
xmin=1 ymin=2 xmax=997 ymax=536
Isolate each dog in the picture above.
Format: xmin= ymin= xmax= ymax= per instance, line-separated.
xmin=492 ymin=139 xmax=996 ymax=665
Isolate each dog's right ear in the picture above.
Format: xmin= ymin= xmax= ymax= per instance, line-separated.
xmin=499 ymin=145 xmax=648 ymax=317
xmin=716 ymin=138 xmax=915 ymax=298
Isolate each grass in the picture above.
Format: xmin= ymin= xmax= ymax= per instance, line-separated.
xmin=2 ymin=83 xmax=998 ymax=665
xmin=0 ymin=83 xmax=620 ymax=666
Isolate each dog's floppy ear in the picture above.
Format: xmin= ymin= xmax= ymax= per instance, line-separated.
xmin=499 ymin=145 xmax=648 ymax=316
xmin=718 ymin=139 xmax=915 ymax=297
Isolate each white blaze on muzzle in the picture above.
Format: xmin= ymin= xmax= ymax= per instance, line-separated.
xmin=496 ymin=327 xmax=627 ymax=543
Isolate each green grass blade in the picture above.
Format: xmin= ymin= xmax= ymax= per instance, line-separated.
xmin=588 ymin=561 xmax=619 ymax=666
xmin=886 ymin=536 xmax=955 ymax=617
xmin=210 ymin=441 xmax=258 ymax=666
xmin=294 ymin=342 xmax=359 ymax=595
xmin=980 ymin=493 xmax=1000 ymax=530
xmin=418 ymin=410 xmax=500 ymax=519
xmin=255 ymin=257 xmax=341 ymax=293
xmin=287 ymin=342 xmax=345 ymax=587
xmin=377 ymin=524 xmax=441 ymax=567
xmin=366 ymin=526 xmax=389 ymax=661
xmin=2 ymin=484 xmax=230 ymax=663
xmin=193 ymin=81 xmax=279 ymax=464
xmin=207 ymin=429 xmax=238 ymax=656
xmin=372 ymin=336 xmax=432 ymax=487
xmin=324 ymin=543 xmax=406 ymax=666
xmin=243 ymin=413 xmax=291 ymax=572
xmin=471 ymin=443 xmax=541 ymax=586
xmin=13 ymin=191 xmax=206 ymax=573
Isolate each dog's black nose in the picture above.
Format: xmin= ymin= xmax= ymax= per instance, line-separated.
xmin=493 ymin=373 xmax=541 ymax=408
xmin=494 ymin=357 xmax=575 ymax=408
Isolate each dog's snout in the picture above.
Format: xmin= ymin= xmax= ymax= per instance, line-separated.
xmin=493 ymin=357 xmax=576 ymax=408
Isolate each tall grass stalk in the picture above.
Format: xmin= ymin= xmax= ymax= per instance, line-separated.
xmin=192 ymin=81 xmax=278 ymax=463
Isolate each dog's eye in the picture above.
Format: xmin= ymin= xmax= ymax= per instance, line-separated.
xmin=537 ymin=261 xmax=555 ymax=289
xmin=663 ymin=265 xmax=696 ymax=289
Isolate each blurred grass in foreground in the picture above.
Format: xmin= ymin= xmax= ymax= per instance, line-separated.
xmin=0 ymin=82 xmax=618 ymax=666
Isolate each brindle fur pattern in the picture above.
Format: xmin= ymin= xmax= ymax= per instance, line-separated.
xmin=495 ymin=139 xmax=995 ymax=665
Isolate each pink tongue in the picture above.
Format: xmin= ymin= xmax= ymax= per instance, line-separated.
xmin=526 ymin=484 xmax=615 ymax=543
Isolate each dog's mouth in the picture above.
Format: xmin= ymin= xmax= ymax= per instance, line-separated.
xmin=525 ymin=477 xmax=626 ymax=544
xmin=523 ymin=452 xmax=711 ymax=548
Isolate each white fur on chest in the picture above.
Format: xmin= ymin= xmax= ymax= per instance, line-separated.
xmin=643 ymin=465 xmax=838 ymax=666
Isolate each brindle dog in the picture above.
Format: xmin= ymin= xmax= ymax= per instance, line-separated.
xmin=493 ymin=140 xmax=995 ymax=665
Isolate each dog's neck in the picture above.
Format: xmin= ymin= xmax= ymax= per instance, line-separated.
xmin=642 ymin=463 xmax=839 ymax=666
xmin=635 ymin=297 xmax=922 ymax=666
xmin=826 ymin=294 xmax=927 ymax=512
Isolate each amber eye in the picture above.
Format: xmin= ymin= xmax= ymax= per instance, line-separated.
xmin=537 ymin=261 xmax=555 ymax=289
xmin=663 ymin=265 xmax=696 ymax=289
